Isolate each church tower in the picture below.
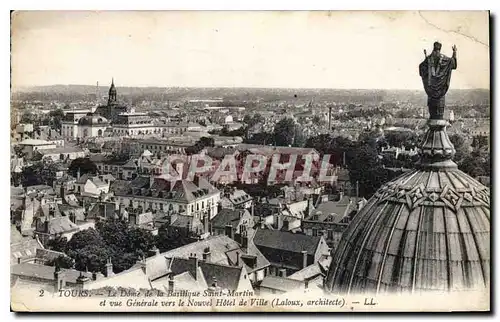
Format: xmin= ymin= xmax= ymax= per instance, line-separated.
xmin=107 ymin=78 xmax=117 ymax=117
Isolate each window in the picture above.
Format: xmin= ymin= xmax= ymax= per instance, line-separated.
xmin=312 ymin=228 xmax=318 ymax=237
xmin=202 ymin=201 xmax=204 ymax=209
xmin=327 ymin=230 xmax=333 ymax=240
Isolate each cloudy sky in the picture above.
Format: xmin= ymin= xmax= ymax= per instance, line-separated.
xmin=11 ymin=11 xmax=489 ymax=89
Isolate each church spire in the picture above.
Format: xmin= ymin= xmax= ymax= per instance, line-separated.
xmin=108 ymin=77 xmax=117 ymax=106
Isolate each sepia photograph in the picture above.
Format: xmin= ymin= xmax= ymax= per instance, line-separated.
xmin=9 ymin=10 xmax=490 ymax=312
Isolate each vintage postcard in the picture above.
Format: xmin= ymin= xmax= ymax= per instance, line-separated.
xmin=10 ymin=10 xmax=490 ymax=312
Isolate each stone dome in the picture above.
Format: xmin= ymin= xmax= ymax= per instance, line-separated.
xmin=324 ymin=119 xmax=490 ymax=294
xmin=78 ymin=113 xmax=109 ymax=126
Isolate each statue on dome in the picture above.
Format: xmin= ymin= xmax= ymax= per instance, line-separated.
xmin=419 ymin=42 xmax=457 ymax=119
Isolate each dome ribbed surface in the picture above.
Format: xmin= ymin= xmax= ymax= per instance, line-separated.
xmin=324 ymin=167 xmax=490 ymax=294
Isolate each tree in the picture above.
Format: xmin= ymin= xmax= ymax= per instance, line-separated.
xmin=46 ymin=255 xmax=74 ymax=269
xmin=68 ymin=157 xmax=98 ymax=177
xmin=20 ymin=111 xmax=37 ymax=124
xmin=46 ymin=236 xmax=69 ymax=253
xmin=70 ymin=243 xmax=114 ymax=273
xmin=21 ymin=161 xmax=59 ymax=187
xmin=311 ymin=115 xmax=325 ymax=126
xmin=67 ymin=228 xmax=106 ymax=251
xmin=449 ymin=134 xmax=470 ymax=163
xmin=127 ymin=227 xmax=156 ymax=256
xmin=155 ymin=225 xmax=196 ymax=253
xmin=47 ymin=109 xmax=65 ymax=131
xmin=472 ymin=135 xmax=489 ymax=150
xmin=384 ymin=131 xmax=420 ymax=149
xmin=348 ymin=143 xmax=389 ymax=198
xmin=459 ymin=150 xmax=490 ymax=178
xmin=273 ymin=118 xmax=296 ymax=146
xmin=245 ymin=132 xmax=274 ymax=145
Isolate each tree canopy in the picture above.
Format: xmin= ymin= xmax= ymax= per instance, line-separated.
xmin=68 ymin=157 xmax=98 ymax=177
xmin=273 ymin=118 xmax=296 ymax=147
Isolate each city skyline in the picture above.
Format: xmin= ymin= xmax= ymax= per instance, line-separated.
xmin=11 ymin=11 xmax=489 ymax=90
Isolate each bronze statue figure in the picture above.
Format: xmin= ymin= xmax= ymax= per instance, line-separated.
xmin=419 ymin=42 xmax=457 ymax=119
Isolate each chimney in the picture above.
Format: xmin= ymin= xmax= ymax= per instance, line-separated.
xmin=105 ymin=258 xmax=113 ymax=277
xmin=44 ymin=217 xmax=50 ymax=233
xmin=129 ymin=214 xmax=137 ymax=226
xmin=149 ymin=246 xmax=160 ymax=257
xmin=175 ymin=162 xmax=184 ymax=180
xmin=54 ymin=264 xmax=64 ymax=292
xmin=202 ymin=247 xmax=211 ymax=262
xmin=92 ymin=272 xmax=98 ymax=281
xmin=76 ymin=271 xmax=90 ymax=289
xmin=138 ymin=256 xmax=147 ymax=274
xmin=77 ymin=168 xmax=81 ymax=180
xmin=204 ymin=213 xmax=209 ymax=234
xmin=236 ymin=251 xmax=240 ymax=266
xmin=276 ymin=214 xmax=283 ymax=230
xmin=301 ymin=250 xmax=308 ymax=269
xmin=211 ymin=277 xmax=217 ymax=288
xmin=168 ymin=274 xmax=175 ymax=292
xmin=189 ymin=253 xmax=199 ymax=280
xmin=282 ymin=219 xmax=289 ymax=231
xmin=279 ymin=268 xmax=287 ymax=278
xmin=60 ymin=186 xmax=65 ymax=200
xmin=241 ymin=232 xmax=248 ymax=249
xmin=224 ymin=224 xmax=234 ymax=239
xmin=118 ymin=203 xmax=124 ymax=219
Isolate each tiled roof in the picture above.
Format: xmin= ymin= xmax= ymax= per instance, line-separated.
xmin=210 ymin=208 xmax=246 ymax=229
xmin=260 ymin=276 xmax=304 ymax=292
xmin=11 ymin=237 xmax=43 ymax=265
xmin=38 ymin=147 xmax=84 ymax=155
xmin=35 ymin=248 xmax=67 ymax=263
xmin=43 ymin=216 xmax=79 ymax=235
xmin=161 ymin=235 xmax=240 ymax=265
xmin=253 ymin=228 xmax=321 ymax=255
xmin=11 ymin=263 xmax=92 ymax=284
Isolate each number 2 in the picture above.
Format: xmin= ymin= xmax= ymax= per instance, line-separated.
xmin=39 ymin=289 xmax=44 ymax=297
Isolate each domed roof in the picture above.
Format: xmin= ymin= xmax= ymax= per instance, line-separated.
xmin=324 ymin=119 xmax=490 ymax=295
xmin=78 ymin=113 xmax=109 ymax=126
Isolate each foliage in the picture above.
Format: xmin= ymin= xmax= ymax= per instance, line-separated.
xmin=46 ymin=235 xmax=69 ymax=253
xmin=186 ymin=137 xmax=215 ymax=155
xmin=273 ymin=118 xmax=296 ymax=146
xmin=347 ymin=143 xmax=389 ymax=198
xmin=68 ymin=157 xmax=98 ymax=177
xmin=449 ymin=134 xmax=470 ymax=163
xmin=245 ymin=132 xmax=274 ymax=145
xmin=243 ymin=113 xmax=265 ymax=128
xmin=459 ymin=150 xmax=490 ymax=178
xmin=20 ymin=161 xmax=59 ymax=187
xmin=383 ymin=131 xmax=421 ymax=149
xmin=62 ymin=221 xmax=157 ymax=275
xmin=20 ymin=111 xmax=37 ymax=125
xmin=155 ymin=225 xmax=196 ymax=253
xmin=46 ymin=255 xmax=74 ymax=269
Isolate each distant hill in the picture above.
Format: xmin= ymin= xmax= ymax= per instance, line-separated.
xmin=11 ymin=85 xmax=490 ymax=106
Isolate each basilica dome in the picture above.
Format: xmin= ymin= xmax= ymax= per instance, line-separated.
xmin=324 ymin=119 xmax=490 ymax=294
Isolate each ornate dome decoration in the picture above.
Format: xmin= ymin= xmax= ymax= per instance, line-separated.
xmin=324 ymin=43 xmax=490 ymax=295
